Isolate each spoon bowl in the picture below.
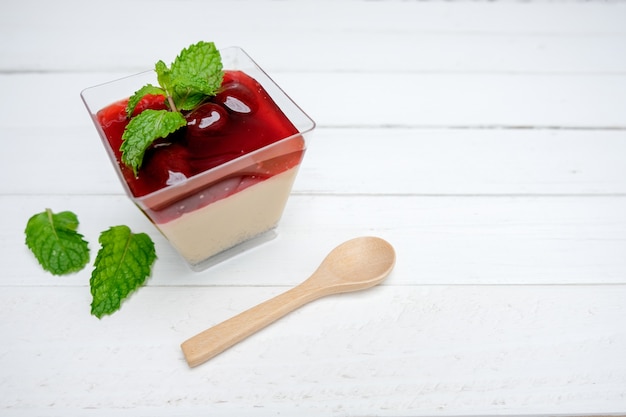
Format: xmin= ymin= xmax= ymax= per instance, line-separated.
xmin=181 ymin=236 xmax=396 ymax=367
xmin=301 ymin=235 xmax=396 ymax=295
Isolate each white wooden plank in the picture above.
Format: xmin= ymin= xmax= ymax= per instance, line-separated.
xmin=2 ymin=71 xmax=626 ymax=130
xmin=0 ymin=126 xmax=122 ymax=195
xmin=276 ymin=72 xmax=626 ymax=129
xmin=6 ymin=194 xmax=626 ymax=287
xmin=296 ymin=128 xmax=626 ymax=196
xmin=3 ymin=126 xmax=626 ymax=196
xmin=1 ymin=285 xmax=625 ymax=416
xmin=2 ymin=1 xmax=625 ymax=73
xmin=4 ymin=31 xmax=626 ymax=75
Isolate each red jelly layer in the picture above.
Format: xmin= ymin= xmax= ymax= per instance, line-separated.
xmin=97 ymin=70 xmax=305 ymax=223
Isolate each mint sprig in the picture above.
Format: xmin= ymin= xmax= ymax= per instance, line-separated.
xmin=90 ymin=225 xmax=157 ymax=319
xmin=24 ymin=209 xmax=90 ymax=275
xmin=122 ymin=41 xmax=224 ymax=175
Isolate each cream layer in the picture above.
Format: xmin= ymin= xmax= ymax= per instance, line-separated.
xmin=157 ymin=167 xmax=299 ymax=266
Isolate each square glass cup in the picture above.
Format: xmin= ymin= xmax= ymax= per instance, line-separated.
xmin=81 ymin=47 xmax=315 ymax=271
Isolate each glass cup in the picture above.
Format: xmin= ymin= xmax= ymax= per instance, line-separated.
xmin=81 ymin=47 xmax=315 ymax=271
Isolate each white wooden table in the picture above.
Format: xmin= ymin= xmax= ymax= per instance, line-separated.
xmin=2 ymin=1 xmax=626 ymax=415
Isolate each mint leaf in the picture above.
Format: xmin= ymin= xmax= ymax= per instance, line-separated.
xmin=172 ymin=87 xmax=208 ymax=112
xmin=24 ymin=209 xmax=90 ymax=275
xmin=90 ymin=225 xmax=157 ymax=318
xmin=126 ymin=84 xmax=166 ymax=117
xmin=155 ymin=60 xmax=173 ymax=99
xmin=169 ymin=41 xmax=224 ymax=110
xmin=120 ymin=109 xmax=187 ymax=175
xmin=120 ymin=41 xmax=224 ymax=172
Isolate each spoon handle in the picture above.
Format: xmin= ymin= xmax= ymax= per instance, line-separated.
xmin=181 ymin=281 xmax=323 ymax=367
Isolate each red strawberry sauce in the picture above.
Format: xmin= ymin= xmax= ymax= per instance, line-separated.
xmin=96 ymin=70 xmax=305 ymax=223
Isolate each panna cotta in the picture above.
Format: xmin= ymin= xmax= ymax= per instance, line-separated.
xmin=82 ymin=46 xmax=314 ymax=270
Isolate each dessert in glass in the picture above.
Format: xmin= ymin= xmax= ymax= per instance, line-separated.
xmin=81 ymin=45 xmax=315 ymax=270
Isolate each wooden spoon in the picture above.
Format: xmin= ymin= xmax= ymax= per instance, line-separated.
xmin=181 ymin=236 xmax=396 ymax=367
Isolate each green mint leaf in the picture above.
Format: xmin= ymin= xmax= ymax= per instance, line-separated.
xmin=24 ymin=208 xmax=90 ymax=275
xmin=90 ymin=225 xmax=157 ymax=319
xmin=169 ymin=41 xmax=224 ymax=110
xmin=120 ymin=109 xmax=187 ymax=176
xmin=126 ymin=84 xmax=166 ymax=118
xmin=155 ymin=60 xmax=173 ymax=98
xmin=118 ymin=41 xmax=224 ymax=172
xmin=172 ymin=87 xmax=208 ymax=112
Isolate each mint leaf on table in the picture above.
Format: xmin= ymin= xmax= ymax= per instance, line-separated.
xmin=126 ymin=84 xmax=166 ymax=117
xmin=120 ymin=109 xmax=187 ymax=175
xmin=24 ymin=209 xmax=90 ymax=275
xmin=90 ymin=225 xmax=156 ymax=319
